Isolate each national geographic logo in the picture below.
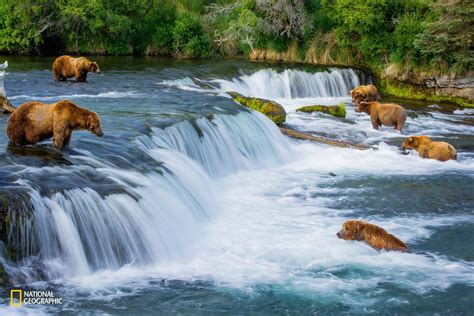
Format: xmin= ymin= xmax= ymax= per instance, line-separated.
xmin=10 ymin=289 xmax=63 ymax=307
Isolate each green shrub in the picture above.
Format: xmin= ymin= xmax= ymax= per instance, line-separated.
xmin=172 ymin=11 xmax=211 ymax=58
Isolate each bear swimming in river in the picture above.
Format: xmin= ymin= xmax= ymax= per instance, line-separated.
xmin=337 ymin=220 xmax=408 ymax=252
xmin=7 ymin=99 xmax=103 ymax=149
xmin=402 ymin=135 xmax=457 ymax=161
xmin=52 ymin=55 xmax=100 ymax=82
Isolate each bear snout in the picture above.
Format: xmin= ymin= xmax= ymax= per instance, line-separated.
xmin=94 ymin=127 xmax=104 ymax=137
xmin=336 ymin=230 xmax=343 ymax=239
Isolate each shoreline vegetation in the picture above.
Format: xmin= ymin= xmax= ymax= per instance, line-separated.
xmin=0 ymin=0 xmax=472 ymax=107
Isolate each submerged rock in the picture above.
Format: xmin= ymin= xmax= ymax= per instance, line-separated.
xmin=296 ymin=103 xmax=346 ymax=118
xmin=228 ymin=92 xmax=286 ymax=125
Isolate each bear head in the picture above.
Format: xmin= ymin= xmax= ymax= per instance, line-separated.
xmin=337 ymin=220 xmax=365 ymax=241
xmin=87 ymin=112 xmax=104 ymax=137
xmin=402 ymin=135 xmax=431 ymax=150
xmin=89 ymin=62 xmax=101 ymax=74
xmin=350 ymin=88 xmax=363 ymax=102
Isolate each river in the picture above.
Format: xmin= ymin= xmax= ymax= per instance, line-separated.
xmin=0 ymin=57 xmax=473 ymax=314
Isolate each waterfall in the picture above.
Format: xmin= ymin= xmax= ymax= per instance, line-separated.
xmin=1 ymin=111 xmax=289 ymax=283
xmin=137 ymin=111 xmax=289 ymax=176
xmin=213 ymin=68 xmax=361 ymax=99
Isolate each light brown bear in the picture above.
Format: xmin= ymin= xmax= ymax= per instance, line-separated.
xmin=356 ymin=101 xmax=406 ymax=132
xmin=337 ymin=220 xmax=408 ymax=252
xmin=350 ymin=84 xmax=378 ymax=105
xmin=402 ymin=135 xmax=457 ymax=161
xmin=7 ymin=99 xmax=103 ymax=149
xmin=52 ymin=55 xmax=100 ymax=82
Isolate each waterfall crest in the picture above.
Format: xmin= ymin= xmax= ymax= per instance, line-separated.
xmin=213 ymin=68 xmax=361 ymax=99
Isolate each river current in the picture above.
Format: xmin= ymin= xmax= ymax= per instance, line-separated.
xmin=0 ymin=57 xmax=473 ymax=314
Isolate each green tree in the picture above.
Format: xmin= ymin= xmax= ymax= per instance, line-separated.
xmin=414 ymin=0 xmax=474 ymax=73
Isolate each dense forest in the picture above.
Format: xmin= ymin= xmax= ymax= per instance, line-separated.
xmin=0 ymin=0 xmax=472 ymax=76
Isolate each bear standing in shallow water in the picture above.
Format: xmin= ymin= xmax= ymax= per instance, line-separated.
xmin=7 ymin=100 xmax=103 ymax=149
xmin=52 ymin=56 xmax=100 ymax=82
xmin=356 ymin=101 xmax=407 ymax=132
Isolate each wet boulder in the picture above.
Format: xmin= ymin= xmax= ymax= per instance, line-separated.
xmin=0 ymin=189 xmax=33 ymax=261
xmin=228 ymin=92 xmax=286 ymax=125
xmin=0 ymin=95 xmax=15 ymax=114
xmin=296 ymin=103 xmax=346 ymax=118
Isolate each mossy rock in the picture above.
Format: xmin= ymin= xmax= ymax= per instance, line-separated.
xmin=296 ymin=103 xmax=346 ymax=118
xmin=228 ymin=91 xmax=286 ymax=125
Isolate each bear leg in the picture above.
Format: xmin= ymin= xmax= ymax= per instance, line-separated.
xmin=53 ymin=122 xmax=72 ymax=149
xmin=75 ymin=70 xmax=87 ymax=82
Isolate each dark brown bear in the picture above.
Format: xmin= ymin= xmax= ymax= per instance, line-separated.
xmin=337 ymin=220 xmax=408 ymax=252
xmin=7 ymin=99 xmax=103 ymax=149
xmin=356 ymin=101 xmax=407 ymax=132
xmin=52 ymin=55 xmax=100 ymax=82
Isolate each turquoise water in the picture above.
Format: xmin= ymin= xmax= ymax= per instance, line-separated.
xmin=0 ymin=57 xmax=473 ymax=314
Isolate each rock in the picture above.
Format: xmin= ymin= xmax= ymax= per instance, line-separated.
xmin=406 ymin=110 xmax=418 ymax=119
xmin=228 ymin=91 xmax=286 ymax=125
xmin=0 ymin=95 xmax=16 ymax=113
xmin=296 ymin=103 xmax=346 ymax=118
xmin=0 ymin=188 xmax=33 ymax=263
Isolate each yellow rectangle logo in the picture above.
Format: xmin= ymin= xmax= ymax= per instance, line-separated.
xmin=10 ymin=289 xmax=22 ymax=307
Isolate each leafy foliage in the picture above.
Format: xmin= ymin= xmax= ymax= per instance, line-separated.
xmin=0 ymin=0 xmax=471 ymax=73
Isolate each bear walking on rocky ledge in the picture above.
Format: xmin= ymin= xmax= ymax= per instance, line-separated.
xmin=7 ymin=100 xmax=103 ymax=149
xmin=52 ymin=55 xmax=100 ymax=82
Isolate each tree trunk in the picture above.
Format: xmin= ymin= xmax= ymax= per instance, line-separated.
xmin=280 ymin=127 xmax=369 ymax=150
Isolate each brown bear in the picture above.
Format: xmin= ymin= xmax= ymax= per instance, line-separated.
xmin=350 ymin=84 xmax=378 ymax=105
xmin=7 ymin=99 xmax=103 ymax=149
xmin=402 ymin=135 xmax=457 ymax=161
xmin=52 ymin=55 xmax=100 ymax=82
xmin=356 ymin=101 xmax=406 ymax=132
xmin=337 ymin=220 xmax=408 ymax=252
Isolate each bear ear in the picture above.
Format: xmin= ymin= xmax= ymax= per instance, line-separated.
xmin=407 ymin=137 xmax=414 ymax=144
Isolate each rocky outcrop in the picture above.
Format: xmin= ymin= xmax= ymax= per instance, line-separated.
xmin=228 ymin=92 xmax=287 ymax=125
xmin=382 ymin=64 xmax=474 ymax=106
xmin=0 ymin=189 xmax=32 ymax=262
xmin=0 ymin=95 xmax=16 ymax=113
xmin=296 ymin=103 xmax=346 ymax=118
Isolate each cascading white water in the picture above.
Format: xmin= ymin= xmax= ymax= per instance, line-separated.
xmin=137 ymin=112 xmax=290 ymax=176
xmin=2 ymin=111 xmax=290 ymax=283
xmin=213 ymin=68 xmax=360 ymax=99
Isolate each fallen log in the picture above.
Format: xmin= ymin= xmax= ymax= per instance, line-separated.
xmin=280 ymin=127 xmax=370 ymax=150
